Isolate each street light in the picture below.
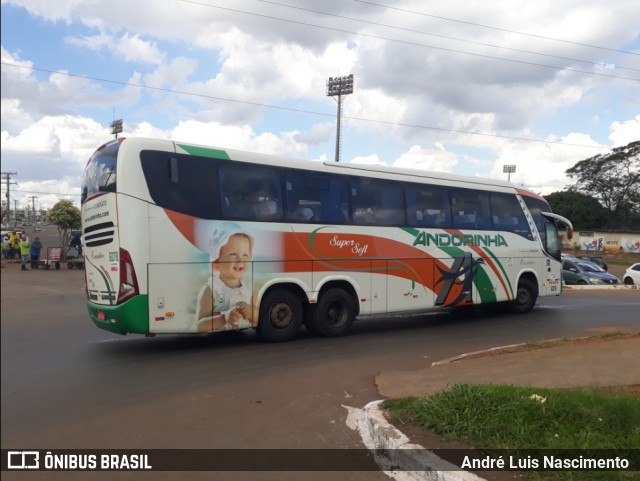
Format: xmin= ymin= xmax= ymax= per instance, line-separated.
xmin=503 ymin=164 xmax=516 ymax=182
xmin=326 ymin=74 xmax=354 ymax=162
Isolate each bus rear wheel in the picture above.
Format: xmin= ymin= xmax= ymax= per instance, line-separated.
xmin=257 ymin=289 xmax=302 ymax=342
xmin=309 ymin=288 xmax=355 ymax=337
xmin=509 ymin=278 xmax=538 ymax=314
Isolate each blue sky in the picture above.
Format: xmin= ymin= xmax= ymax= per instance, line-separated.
xmin=1 ymin=0 xmax=639 ymax=212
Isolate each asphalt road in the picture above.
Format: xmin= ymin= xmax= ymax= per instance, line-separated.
xmin=2 ymin=244 xmax=639 ymax=481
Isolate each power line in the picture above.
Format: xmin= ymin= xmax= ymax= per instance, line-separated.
xmin=0 ymin=61 xmax=614 ymax=150
xmin=180 ymin=0 xmax=639 ymax=81
xmin=352 ymin=0 xmax=640 ymax=56
xmin=0 ymin=188 xmax=79 ymax=196
xmin=250 ymin=0 xmax=640 ymax=73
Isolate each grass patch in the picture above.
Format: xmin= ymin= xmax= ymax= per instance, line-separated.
xmin=385 ymin=384 xmax=640 ymax=480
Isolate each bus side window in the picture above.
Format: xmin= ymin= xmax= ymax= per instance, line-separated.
xmin=405 ymin=185 xmax=450 ymax=228
xmin=285 ymin=171 xmax=347 ymax=224
xmin=351 ymin=178 xmax=402 ymax=226
xmin=491 ymin=193 xmax=531 ymax=239
xmin=451 ymin=188 xmax=490 ymax=230
xmin=219 ymin=164 xmax=283 ymax=221
xmin=141 ymin=151 xmax=218 ymax=219
xmin=321 ymin=177 xmax=348 ymax=224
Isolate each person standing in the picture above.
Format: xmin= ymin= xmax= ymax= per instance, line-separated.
xmin=30 ymin=236 xmax=43 ymax=269
xmin=70 ymin=233 xmax=83 ymax=258
xmin=8 ymin=231 xmax=19 ymax=259
xmin=1 ymin=236 xmax=10 ymax=259
xmin=19 ymin=235 xmax=30 ymax=271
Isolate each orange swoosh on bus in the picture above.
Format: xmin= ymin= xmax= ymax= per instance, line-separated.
xmin=164 ymin=209 xmax=197 ymax=246
xmin=283 ymin=231 xmax=465 ymax=302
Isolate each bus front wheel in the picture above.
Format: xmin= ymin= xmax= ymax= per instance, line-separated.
xmin=257 ymin=289 xmax=302 ymax=342
xmin=309 ymin=288 xmax=355 ymax=337
xmin=509 ymin=278 xmax=538 ymax=314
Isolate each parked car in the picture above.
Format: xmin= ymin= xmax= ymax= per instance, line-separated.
xmin=622 ymin=263 xmax=640 ymax=285
xmin=562 ymin=259 xmax=619 ymax=285
xmin=577 ymin=255 xmax=608 ymax=271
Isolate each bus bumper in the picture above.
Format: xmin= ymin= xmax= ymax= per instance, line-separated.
xmin=87 ymin=295 xmax=149 ymax=335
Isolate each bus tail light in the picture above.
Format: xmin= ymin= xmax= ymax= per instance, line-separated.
xmin=117 ymin=247 xmax=139 ymax=304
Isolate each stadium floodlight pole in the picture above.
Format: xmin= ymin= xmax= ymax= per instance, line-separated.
xmin=503 ymin=164 xmax=516 ymax=182
xmin=326 ymin=74 xmax=354 ymax=162
xmin=110 ymin=118 xmax=123 ymax=139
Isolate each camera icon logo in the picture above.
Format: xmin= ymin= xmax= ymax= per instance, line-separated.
xmin=7 ymin=451 xmax=40 ymax=469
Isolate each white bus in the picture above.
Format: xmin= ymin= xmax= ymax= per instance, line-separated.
xmin=81 ymin=137 xmax=572 ymax=342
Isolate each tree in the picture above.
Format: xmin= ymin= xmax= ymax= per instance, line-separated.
xmin=544 ymin=191 xmax=608 ymax=230
xmin=47 ymin=200 xmax=81 ymax=259
xmin=565 ymin=141 xmax=640 ymax=228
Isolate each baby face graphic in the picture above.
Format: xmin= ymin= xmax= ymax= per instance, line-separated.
xmin=214 ymin=234 xmax=253 ymax=287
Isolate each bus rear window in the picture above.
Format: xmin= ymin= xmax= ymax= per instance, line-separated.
xmin=82 ymin=140 xmax=120 ymax=203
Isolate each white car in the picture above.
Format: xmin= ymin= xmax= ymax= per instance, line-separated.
xmin=623 ymin=263 xmax=640 ymax=285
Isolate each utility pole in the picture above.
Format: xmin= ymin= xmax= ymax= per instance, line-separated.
xmin=1 ymin=171 xmax=17 ymax=226
xmin=29 ymin=195 xmax=38 ymax=223
xmin=326 ymin=74 xmax=354 ymax=162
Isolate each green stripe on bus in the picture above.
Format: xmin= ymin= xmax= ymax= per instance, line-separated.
xmin=484 ymin=246 xmax=514 ymax=298
xmin=438 ymin=246 xmax=497 ymax=303
xmin=402 ymin=227 xmax=498 ymax=303
xmin=177 ymin=144 xmax=231 ymax=160
xmin=86 ymin=295 xmax=149 ymax=335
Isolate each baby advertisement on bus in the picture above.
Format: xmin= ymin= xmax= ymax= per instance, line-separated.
xmin=192 ymin=221 xmax=282 ymax=334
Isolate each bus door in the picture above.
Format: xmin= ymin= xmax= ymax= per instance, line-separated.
xmin=540 ymin=214 xmax=571 ymax=296
xmin=541 ymin=221 xmax=563 ymax=296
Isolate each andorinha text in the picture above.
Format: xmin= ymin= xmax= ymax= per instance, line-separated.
xmin=413 ymin=232 xmax=508 ymax=248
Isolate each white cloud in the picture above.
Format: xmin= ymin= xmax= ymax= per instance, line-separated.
xmin=169 ymin=119 xmax=309 ymax=157
xmin=66 ymin=33 xmax=165 ymax=64
xmin=609 ymin=115 xmax=640 ymax=147
xmin=490 ymin=133 xmax=603 ymax=195
xmin=393 ymin=144 xmax=459 ymax=172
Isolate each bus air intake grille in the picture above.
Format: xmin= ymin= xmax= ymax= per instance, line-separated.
xmin=84 ymin=222 xmax=115 ymax=247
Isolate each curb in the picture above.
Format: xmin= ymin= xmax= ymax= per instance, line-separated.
xmin=563 ymin=285 xmax=637 ymax=289
xmin=346 ymin=400 xmax=485 ymax=481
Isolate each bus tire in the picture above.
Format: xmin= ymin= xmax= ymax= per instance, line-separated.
xmin=309 ymin=288 xmax=355 ymax=337
xmin=509 ymin=277 xmax=538 ymax=314
xmin=257 ymin=288 xmax=302 ymax=343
